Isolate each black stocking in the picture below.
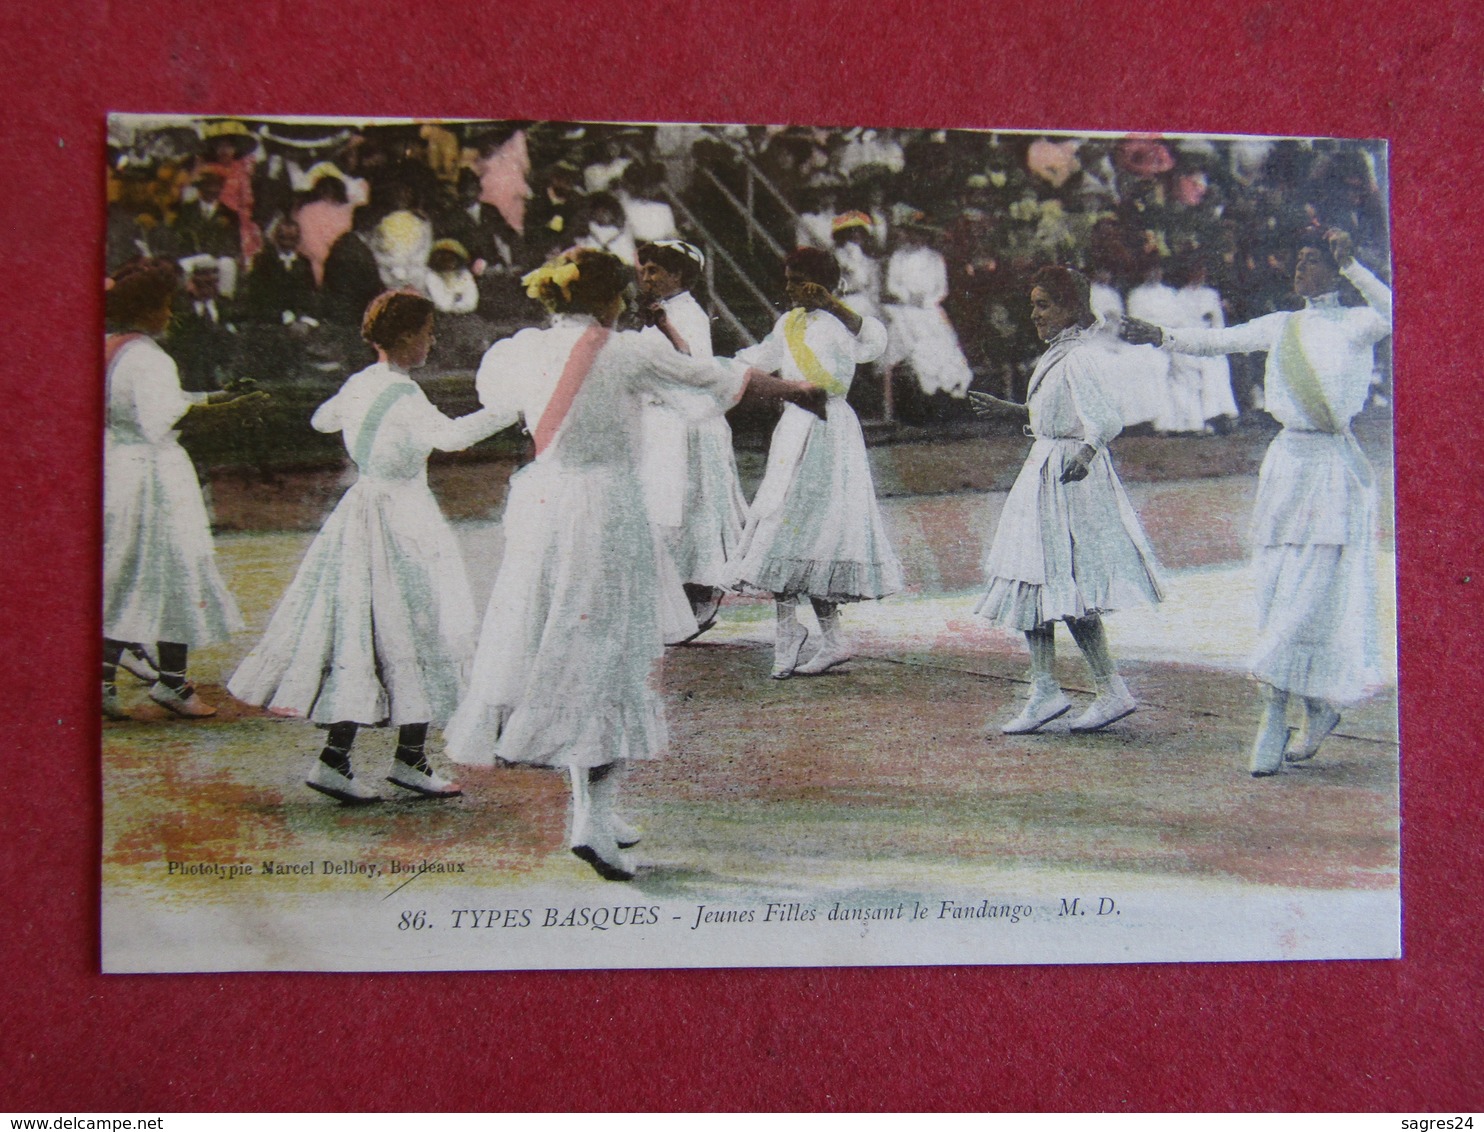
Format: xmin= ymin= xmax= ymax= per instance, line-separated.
xmin=395 ymin=723 xmax=430 ymax=771
xmin=155 ymin=641 xmax=189 ymax=691
xmin=103 ymin=638 xmax=129 ymax=687
xmin=319 ymin=721 xmax=359 ymax=774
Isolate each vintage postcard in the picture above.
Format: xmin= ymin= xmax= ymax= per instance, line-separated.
xmin=101 ymin=115 xmax=1397 ymax=972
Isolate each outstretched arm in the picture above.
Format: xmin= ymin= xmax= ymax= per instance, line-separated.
xmin=741 ymin=369 xmax=828 ymax=419
xmin=967 ymin=390 xmax=1030 ymax=423
xmin=1125 ymin=311 xmax=1282 ymax=357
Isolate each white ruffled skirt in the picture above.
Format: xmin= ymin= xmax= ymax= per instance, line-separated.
xmin=976 ymin=438 xmax=1164 ymax=630
xmin=1247 ymin=429 xmax=1380 ymax=703
xmin=730 ymin=400 xmax=904 ymax=602
xmin=227 ymin=475 xmax=475 ymax=726
xmin=103 ymin=436 xmax=243 ymax=648
xmin=445 ymin=461 xmax=668 ymax=769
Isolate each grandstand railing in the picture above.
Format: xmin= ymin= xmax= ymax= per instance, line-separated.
xmin=678 ymin=131 xmax=896 ymax=423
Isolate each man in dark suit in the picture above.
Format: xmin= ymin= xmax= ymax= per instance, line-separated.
xmin=165 ymin=256 xmax=240 ymax=393
xmin=237 ymin=218 xmax=319 ymax=382
xmin=171 ymin=172 xmax=242 ymax=262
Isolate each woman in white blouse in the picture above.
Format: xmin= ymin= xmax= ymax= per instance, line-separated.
xmin=1123 ymin=229 xmax=1392 ymax=775
xmin=971 ymin=267 xmax=1164 ymax=736
xmin=229 ymin=291 xmax=504 ymax=804
xmin=445 ymin=248 xmax=821 ymax=881
xmin=102 ymin=259 xmax=266 ymax=721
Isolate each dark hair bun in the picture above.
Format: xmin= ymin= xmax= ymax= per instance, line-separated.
xmin=362 ymin=289 xmax=435 ymax=348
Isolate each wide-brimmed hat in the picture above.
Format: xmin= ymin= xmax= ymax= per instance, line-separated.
xmin=201 ymin=119 xmax=257 ymax=158
xmin=831 ymin=210 xmax=874 ymax=236
xmin=430 ymin=238 xmax=471 ymax=264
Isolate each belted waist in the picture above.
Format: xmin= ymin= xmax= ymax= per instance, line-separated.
xmin=1023 ymin=426 xmax=1082 ymax=441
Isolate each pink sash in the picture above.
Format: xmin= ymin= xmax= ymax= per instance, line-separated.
xmin=104 ymin=332 xmax=146 ymax=377
xmin=532 ymin=325 xmax=610 ymax=457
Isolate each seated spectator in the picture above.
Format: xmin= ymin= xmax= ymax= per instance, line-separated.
xmin=371 ymin=183 xmax=434 ymax=292
xmin=166 ymin=255 xmax=239 ymax=393
xmin=426 ymin=239 xmax=495 ymax=366
xmin=831 ymin=211 xmax=882 ymax=324
xmin=1126 ymin=259 xmax=1192 ymax=433
xmin=796 ymin=186 xmax=840 ymax=250
xmin=171 ymin=170 xmax=243 ymax=296
xmin=294 ymin=174 xmax=354 ymax=287
xmin=574 ymin=192 xmax=636 ymax=264
xmin=321 ymin=207 xmax=384 ymax=328
xmin=426 ymin=240 xmax=478 ymax=314
xmin=525 ymin=159 xmax=584 ymax=265
xmin=617 ymin=161 xmax=678 ymax=245
xmin=1169 ymin=252 xmax=1240 ymax=432
xmin=238 ymin=217 xmax=320 ymax=381
xmin=881 ymin=209 xmax=973 ymax=412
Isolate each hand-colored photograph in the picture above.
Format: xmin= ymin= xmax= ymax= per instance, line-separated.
xmin=100 ymin=115 xmax=1396 ymax=972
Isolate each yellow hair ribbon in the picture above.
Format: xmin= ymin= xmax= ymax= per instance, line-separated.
xmin=521 ymin=259 xmax=582 ymax=304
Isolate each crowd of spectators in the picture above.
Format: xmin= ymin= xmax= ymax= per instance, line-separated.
xmin=106 ymin=117 xmax=1391 ymax=432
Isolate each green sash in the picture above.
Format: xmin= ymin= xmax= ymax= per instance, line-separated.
xmin=351 ymin=381 xmax=417 ymax=468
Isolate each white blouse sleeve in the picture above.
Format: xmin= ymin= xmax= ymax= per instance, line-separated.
xmin=126 ymin=346 xmax=196 ymax=443
xmin=475 ymin=330 xmax=540 ymax=430
xmin=1340 ymin=259 xmax=1393 ymax=341
xmin=849 ymin=315 xmax=888 ymax=363
xmin=733 ymin=321 xmax=786 ymax=372
xmin=402 ymin=392 xmax=507 ymax=452
xmin=667 ymin=299 xmax=714 ymax=361
xmin=1061 ymin=350 xmax=1123 ymax=451
xmin=310 ymin=390 xmax=345 ymax=434
xmin=632 ymin=334 xmax=748 ymax=421
xmin=1164 ymin=312 xmax=1285 ymax=357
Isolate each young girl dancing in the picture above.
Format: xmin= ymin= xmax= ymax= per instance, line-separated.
xmin=729 ymin=247 xmax=904 ymax=678
xmin=971 ymin=266 xmax=1164 ymax=734
xmin=229 ymin=291 xmax=503 ymax=803
xmin=445 ymin=248 xmax=822 ymax=880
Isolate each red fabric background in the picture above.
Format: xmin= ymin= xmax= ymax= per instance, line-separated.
xmin=3 ymin=0 xmax=1481 ymax=1111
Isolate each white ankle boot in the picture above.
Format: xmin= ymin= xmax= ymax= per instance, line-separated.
xmin=1001 ymin=680 xmax=1073 ymax=734
xmin=1287 ymin=698 xmax=1340 ymax=763
xmin=1069 ymin=675 xmax=1137 ymax=733
xmin=771 ymin=618 xmax=809 ymax=679
xmin=795 ymin=621 xmax=851 ymax=675
xmin=569 ymin=767 xmax=634 ymax=881
xmin=1249 ymin=690 xmax=1291 ymax=777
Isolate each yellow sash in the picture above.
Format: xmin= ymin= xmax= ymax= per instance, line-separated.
xmin=1276 ymin=314 xmax=1373 ymax=490
xmin=783 ymin=309 xmax=847 ymax=396
xmin=1275 ymin=315 xmax=1339 ymax=434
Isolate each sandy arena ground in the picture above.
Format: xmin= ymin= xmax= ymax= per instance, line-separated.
xmin=101 ymin=422 xmax=1399 ymax=972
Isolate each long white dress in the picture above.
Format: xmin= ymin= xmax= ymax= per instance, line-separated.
xmin=1089 ymin=281 xmax=1164 ymax=429
xmin=444 ymin=316 xmax=748 ymax=770
xmin=728 ymin=309 xmax=905 ymax=601
xmin=637 ymin=291 xmax=748 ymax=592
xmin=228 ymin=364 xmax=502 ymax=725
xmin=976 ymin=325 xmax=1165 ymax=630
xmin=1164 ymin=260 xmax=1392 ymax=704
xmin=1127 ymin=280 xmax=1191 ymax=432
xmin=103 ymin=335 xmax=243 ymax=648
xmin=1174 ymin=284 xmax=1240 ymax=424
xmin=881 ymin=245 xmax=973 ymax=397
